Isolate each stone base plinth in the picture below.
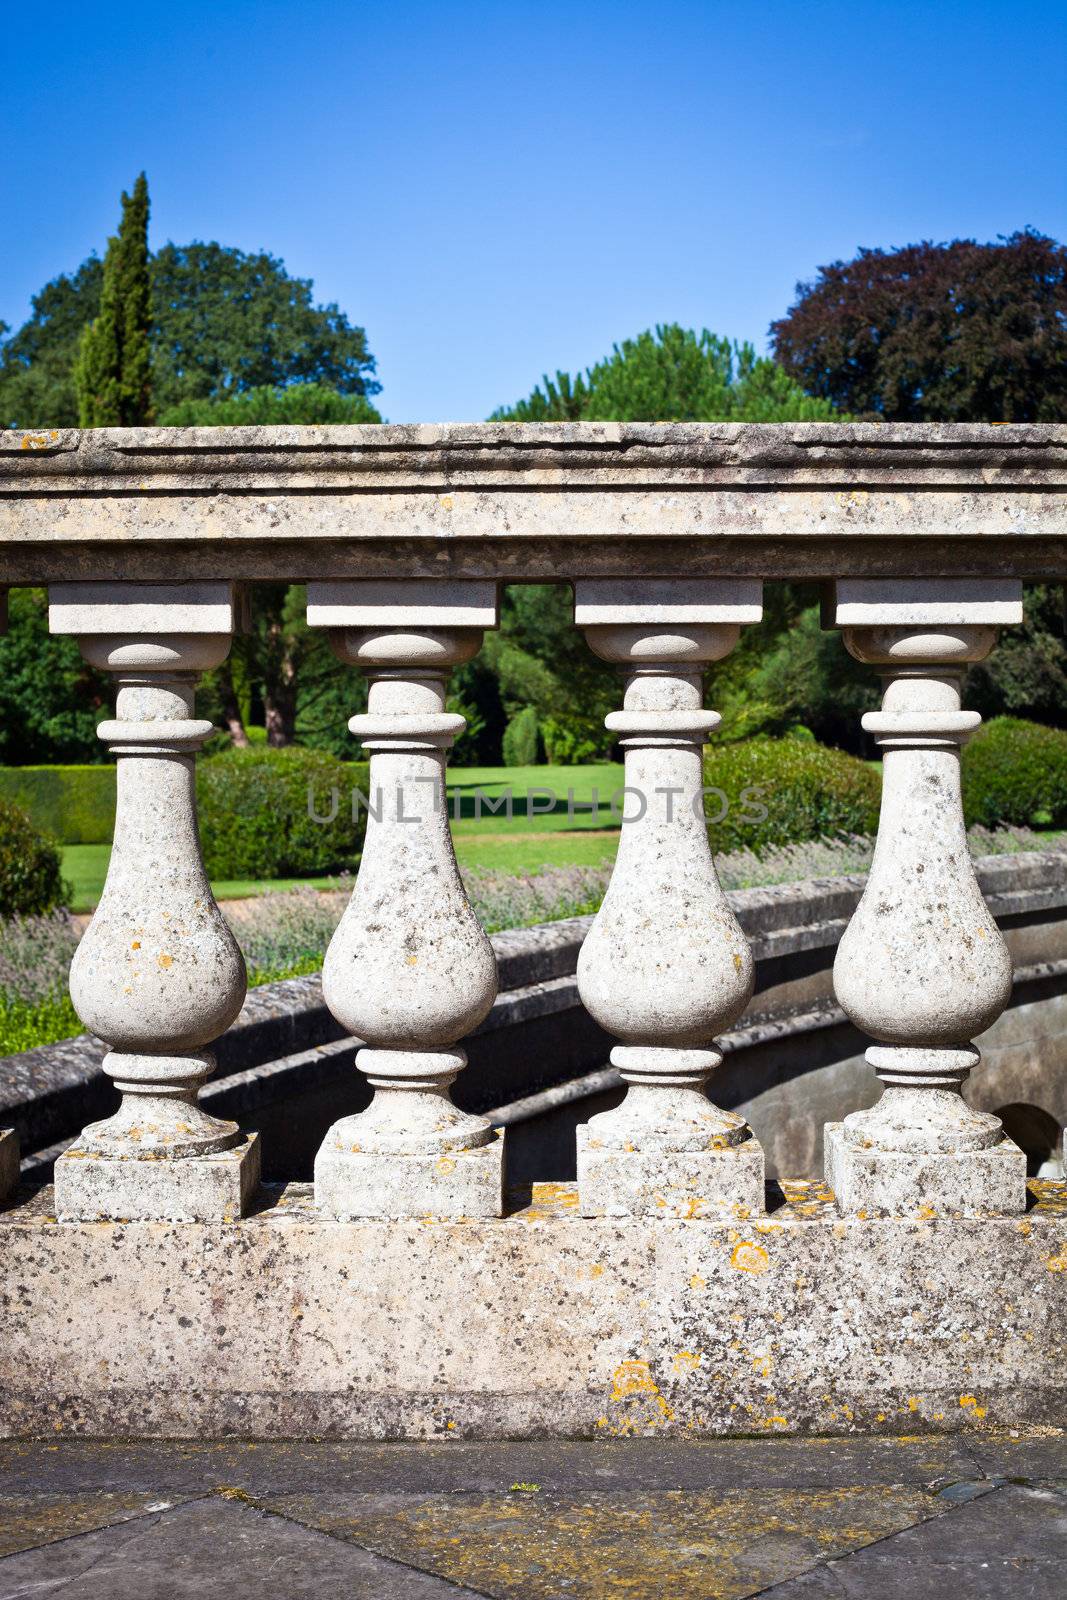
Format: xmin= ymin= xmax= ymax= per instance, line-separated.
xmin=576 ymin=1125 xmax=765 ymax=1219
xmin=1 ymin=1178 xmax=1065 ymax=1438
xmin=315 ymin=1132 xmax=504 ymax=1219
xmin=824 ymin=1122 xmax=1028 ymax=1218
xmin=53 ymin=1134 xmax=260 ymax=1223
xmin=0 ymin=1130 xmax=18 ymax=1200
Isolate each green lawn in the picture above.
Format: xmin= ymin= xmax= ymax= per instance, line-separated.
xmin=61 ymin=844 xmax=350 ymax=913
xmin=62 ymin=766 xmax=626 ymax=909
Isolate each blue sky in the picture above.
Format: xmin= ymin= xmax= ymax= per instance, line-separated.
xmin=2 ymin=0 xmax=1065 ymax=421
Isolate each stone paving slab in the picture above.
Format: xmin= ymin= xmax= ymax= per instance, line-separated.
xmin=0 ymin=1491 xmax=192 ymax=1559
xmin=0 ymin=1495 xmax=474 ymax=1599
xmin=0 ymin=1438 xmax=1063 ymax=1600
xmin=761 ymin=1482 xmax=1067 ymax=1598
xmin=0 ymin=1436 xmax=990 ymax=1495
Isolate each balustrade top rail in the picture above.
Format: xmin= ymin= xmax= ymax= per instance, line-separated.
xmin=1 ymin=422 xmax=1065 ymax=582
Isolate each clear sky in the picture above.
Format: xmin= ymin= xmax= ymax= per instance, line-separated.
xmin=2 ymin=0 xmax=1065 ymax=422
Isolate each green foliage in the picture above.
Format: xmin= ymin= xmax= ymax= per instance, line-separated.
xmin=73 ymin=174 xmax=153 ymax=426
xmin=0 ymin=590 xmax=109 ymax=765
xmin=485 ymin=586 xmax=619 ymax=764
xmin=159 ymin=382 xmax=382 ymax=426
xmin=771 ymin=230 xmax=1067 ymax=422
xmin=0 ymin=798 xmax=68 ymax=916
xmin=703 ymin=736 xmax=882 ymax=854
xmin=493 ymin=325 xmax=843 ymax=423
xmin=961 ymin=717 xmax=1067 ymax=829
xmin=502 ymin=706 xmax=540 ymax=767
xmin=1 ymin=240 xmax=378 ymax=430
xmin=968 ymin=586 xmax=1067 ymax=730
xmin=0 ymin=990 xmax=82 ymax=1057
xmin=0 ymin=764 xmax=115 ymax=844
xmin=196 ymin=747 xmax=370 ymax=880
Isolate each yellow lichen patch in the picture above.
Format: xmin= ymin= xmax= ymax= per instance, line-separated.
xmin=730 ymin=1240 xmax=770 ymax=1274
xmin=1043 ymin=1244 xmax=1067 ymax=1272
xmin=438 ymin=494 xmax=454 ymax=511
xmin=435 ymin=1157 xmax=456 ymax=1175
xmin=157 ymin=953 xmax=173 ymax=969
xmin=672 ymin=1350 xmax=702 ymax=1374
xmin=274 ymin=1484 xmax=944 ymax=1600
xmin=528 ymin=1181 xmax=580 ymax=1213
xmin=604 ymin=1360 xmax=675 ymax=1432
xmin=689 ymin=1273 xmax=706 ymax=1290
xmin=959 ymin=1394 xmax=987 ymax=1419
xmin=907 ymin=1397 xmax=920 ymax=1412
xmin=751 ymin=1353 xmax=773 ymax=1378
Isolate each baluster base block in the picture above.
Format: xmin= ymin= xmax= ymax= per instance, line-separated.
xmin=0 ymin=1130 xmax=19 ymax=1201
xmin=316 ymin=1130 xmax=505 ymax=1219
xmin=577 ymin=1125 xmax=765 ymax=1219
xmin=54 ymin=1133 xmax=260 ymax=1223
xmin=824 ymin=1122 xmax=1027 ymax=1218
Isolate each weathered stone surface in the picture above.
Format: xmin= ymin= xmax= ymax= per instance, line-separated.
xmin=4 ymin=425 xmax=1066 ymax=583
xmin=263 ymin=1483 xmax=954 ymax=1600
xmin=1 ymin=1180 xmax=1065 ymax=1439
xmin=0 ymin=1494 xmax=471 ymax=1598
xmin=824 ymin=1123 xmax=1028 ymax=1219
xmin=0 ymin=1435 xmax=996 ymax=1496
xmin=765 ymin=1483 xmax=1067 ymax=1598
xmin=316 ymin=1131 xmax=504 ymax=1219
xmin=576 ymin=1126 xmax=764 ymax=1219
xmin=53 ymin=1135 xmax=260 ymax=1223
xmin=1 ymin=1440 xmax=1063 ymax=1600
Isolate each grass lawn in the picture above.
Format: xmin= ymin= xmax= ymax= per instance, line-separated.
xmin=61 ymin=766 xmax=626 ymax=910
xmin=61 ymin=844 xmax=350 ymax=914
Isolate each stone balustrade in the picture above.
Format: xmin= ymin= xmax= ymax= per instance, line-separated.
xmin=0 ymin=424 xmax=1064 ymax=1437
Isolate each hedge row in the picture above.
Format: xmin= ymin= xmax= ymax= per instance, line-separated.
xmin=198 ymin=747 xmax=371 ymax=879
xmin=0 ymin=750 xmax=373 ymax=881
xmin=703 ymin=735 xmax=881 ymax=852
xmin=0 ymin=764 xmax=116 ymax=844
xmin=961 ymin=717 xmax=1067 ymax=830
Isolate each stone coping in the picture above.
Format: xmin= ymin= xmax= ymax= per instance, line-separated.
xmin=0 ymin=1177 xmax=1064 ymax=1439
xmin=3 ymin=423 xmax=1066 ymax=581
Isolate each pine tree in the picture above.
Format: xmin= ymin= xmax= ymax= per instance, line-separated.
xmin=73 ymin=174 xmax=153 ymax=426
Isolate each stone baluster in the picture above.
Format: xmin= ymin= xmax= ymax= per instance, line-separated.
xmin=0 ymin=587 xmax=18 ymax=1199
xmin=48 ymin=582 xmax=259 ymax=1222
xmin=573 ymin=578 xmax=764 ymax=1218
xmin=825 ymin=578 xmax=1027 ymax=1217
xmin=306 ymin=580 xmax=503 ymax=1218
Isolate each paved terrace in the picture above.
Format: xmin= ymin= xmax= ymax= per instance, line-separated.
xmin=0 ymin=1435 xmax=1063 ymax=1598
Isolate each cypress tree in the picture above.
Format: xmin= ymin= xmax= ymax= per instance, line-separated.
xmin=74 ymin=174 xmax=153 ymax=425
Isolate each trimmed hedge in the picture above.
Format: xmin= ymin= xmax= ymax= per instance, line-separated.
xmin=962 ymin=716 xmax=1067 ymax=830
xmin=0 ymin=764 xmax=115 ymax=844
xmin=502 ymin=706 xmax=540 ymax=767
xmin=703 ymin=736 xmax=881 ymax=853
xmin=197 ymin=747 xmax=371 ymax=880
xmin=0 ymin=798 xmax=68 ymax=916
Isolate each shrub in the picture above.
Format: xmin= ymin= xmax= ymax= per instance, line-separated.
xmin=502 ymin=707 xmax=540 ymax=767
xmin=0 ymin=764 xmax=116 ymax=844
xmin=962 ymin=717 xmax=1067 ymax=829
xmin=196 ymin=747 xmax=370 ymax=880
xmin=703 ymin=736 xmax=881 ymax=853
xmin=0 ymin=799 xmax=69 ymax=916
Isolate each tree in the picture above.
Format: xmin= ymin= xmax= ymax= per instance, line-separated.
xmin=0 ymin=241 xmax=379 ymax=430
xmin=159 ymin=382 xmax=381 ymax=426
xmin=0 ymin=590 xmax=109 ymax=764
xmin=770 ymin=230 xmax=1067 ymax=422
xmin=73 ymin=174 xmax=153 ymax=426
xmin=493 ymin=325 xmax=842 ymax=423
